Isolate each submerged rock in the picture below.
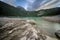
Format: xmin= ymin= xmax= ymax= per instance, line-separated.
xmin=55 ymin=30 xmax=60 ymax=39
xmin=0 ymin=18 xmax=58 ymax=40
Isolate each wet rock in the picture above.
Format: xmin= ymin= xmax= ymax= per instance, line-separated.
xmin=55 ymin=30 xmax=60 ymax=39
xmin=0 ymin=18 xmax=58 ymax=40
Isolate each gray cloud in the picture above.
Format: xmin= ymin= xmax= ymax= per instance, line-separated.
xmin=26 ymin=0 xmax=60 ymax=11
xmin=26 ymin=0 xmax=36 ymax=11
xmin=0 ymin=0 xmax=60 ymax=11
xmin=36 ymin=0 xmax=60 ymax=11
xmin=0 ymin=0 xmax=16 ymax=7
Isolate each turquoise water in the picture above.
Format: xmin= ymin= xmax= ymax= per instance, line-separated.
xmin=20 ymin=17 xmax=60 ymax=37
xmin=1 ymin=17 xmax=60 ymax=37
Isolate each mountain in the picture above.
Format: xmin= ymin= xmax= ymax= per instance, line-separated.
xmin=0 ymin=1 xmax=38 ymax=17
xmin=26 ymin=7 xmax=60 ymax=17
xmin=17 ymin=6 xmax=26 ymax=11
xmin=0 ymin=1 xmax=60 ymax=17
xmin=0 ymin=1 xmax=27 ymax=17
xmin=37 ymin=7 xmax=60 ymax=16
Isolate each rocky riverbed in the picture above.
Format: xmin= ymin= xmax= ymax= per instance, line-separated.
xmin=0 ymin=17 xmax=58 ymax=40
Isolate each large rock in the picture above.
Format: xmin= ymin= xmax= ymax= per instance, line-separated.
xmin=55 ymin=30 xmax=60 ymax=39
xmin=0 ymin=18 xmax=58 ymax=40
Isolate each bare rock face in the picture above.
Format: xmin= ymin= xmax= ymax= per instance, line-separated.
xmin=0 ymin=18 xmax=57 ymax=40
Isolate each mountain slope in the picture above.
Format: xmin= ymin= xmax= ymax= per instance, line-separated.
xmin=37 ymin=7 xmax=60 ymax=16
xmin=0 ymin=1 xmax=27 ymax=17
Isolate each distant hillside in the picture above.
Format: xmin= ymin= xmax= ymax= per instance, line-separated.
xmin=37 ymin=7 xmax=60 ymax=16
xmin=17 ymin=6 xmax=26 ymax=11
xmin=0 ymin=1 xmax=27 ymax=17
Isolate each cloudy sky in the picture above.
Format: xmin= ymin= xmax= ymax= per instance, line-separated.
xmin=0 ymin=0 xmax=60 ymax=11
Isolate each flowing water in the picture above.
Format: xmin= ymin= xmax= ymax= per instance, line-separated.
xmin=0 ymin=17 xmax=60 ymax=37
xmin=20 ymin=17 xmax=60 ymax=37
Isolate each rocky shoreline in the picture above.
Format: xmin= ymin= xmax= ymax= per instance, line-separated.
xmin=0 ymin=18 xmax=58 ymax=40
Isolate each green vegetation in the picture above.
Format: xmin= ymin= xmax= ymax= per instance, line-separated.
xmin=0 ymin=1 xmax=60 ymax=17
xmin=37 ymin=8 xmax=60 ymax=16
